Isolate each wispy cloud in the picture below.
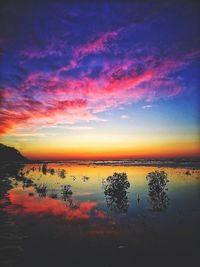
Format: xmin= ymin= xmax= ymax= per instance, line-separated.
xmin=142 ymin=105 xmax=153 ymax=109
xmin=1 ymin=48 xmax=198 ymax=134
xmin=43 ymin=125 xmax=95 ymax=131
xmin=8 ymin=133 xmax=47 ymax=137
xmin=0 ymin=2 xmax=199 ymax=135
xmin=120 ymin=115 xmax=129 ymax=119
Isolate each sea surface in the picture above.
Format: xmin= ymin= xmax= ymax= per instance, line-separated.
xmin=0 ymin=162 xmax=200 ymax=267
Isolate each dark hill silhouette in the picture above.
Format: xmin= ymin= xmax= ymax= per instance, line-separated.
xmin=0 ymin=143 xmax=28 ymax=162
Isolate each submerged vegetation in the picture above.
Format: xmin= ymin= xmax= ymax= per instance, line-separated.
xmin=61 ymin=185 xmax=73 ymax=201
xmin=146 ymin=170 xmax=169 ymax=212
xmin=0 ymin=162 xmax=200 ymax=267
xmin=82 ymin=176 xmax=90 ymax=182
xmin=35 ymin=184 xmax=48 ymax=198
xmin=103 ymin=172 xmax=130 ymax=214
xmin=42 ymin=164 xmax=48 ymax=175
xmin=58 ymin=169 xmax=66 ymax=179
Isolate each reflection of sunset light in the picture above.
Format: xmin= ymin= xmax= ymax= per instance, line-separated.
xmin=88 ymin=223 xmax=123 ymax=237
xmin=18 ymin=164 xmax=200 ymax=191
xmin=94 ymin=210 xmax=107 ymax=220
xmin=4 ymin=187 xmax=121 ymax=237
xmin=5 ymin=188 xmax=98 ymax=221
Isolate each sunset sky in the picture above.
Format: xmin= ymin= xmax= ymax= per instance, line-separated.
xmin=0 ymin=0 xmax=199 ymax=160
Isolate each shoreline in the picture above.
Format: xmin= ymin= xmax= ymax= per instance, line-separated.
xmin=1 ymin=159 xmax=200 ymax=169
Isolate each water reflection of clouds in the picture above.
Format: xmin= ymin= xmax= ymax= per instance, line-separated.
xmin=3 ymin=187 xmax=123 ymax=239
xmin=3 ymin=164 xmax=200 ymax=243
xmin=6 ymin=164 xmax=200 ymax=217
xmin=5 ymin=188 xmax=111 ymax=223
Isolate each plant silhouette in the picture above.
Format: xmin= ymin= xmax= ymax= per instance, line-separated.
xmin=58 ymin=169 xmax=66 ymax=179
xmin=35 ymin=184 xmax=47 ymax=197
xmin=42 ymin=164 xmax=47 ymax=175
xmin=82 ymin=176 xmax=90 ymax=182
xmin=49 ymin=168 xmax=55 ymax=175
xmin=103 ymin=172 xmax=130 ymax=214
xmin=146 ymin=170 xmax=169 ymax=212
xmin=61 ymin=185 xmax=72 ymax=201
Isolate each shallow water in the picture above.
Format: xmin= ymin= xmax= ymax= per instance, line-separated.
xmin=0 ymin=163 xmax=200 ymax=267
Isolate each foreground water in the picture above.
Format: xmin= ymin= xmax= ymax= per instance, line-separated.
xmin=0 ymin=162 xmax=200 ymax=267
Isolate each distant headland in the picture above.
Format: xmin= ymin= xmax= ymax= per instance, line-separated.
xmin=0 ymin=143 xmax=28 ymax=163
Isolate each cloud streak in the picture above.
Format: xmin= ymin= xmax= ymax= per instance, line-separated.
xmin=0 ymin=2 xmax=199 ymax=135
xmin=1 ymin=47 xmax=198 ymax=134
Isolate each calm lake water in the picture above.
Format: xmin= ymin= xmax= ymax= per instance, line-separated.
xmin=0 ymin=162 xmax=200 ymax=267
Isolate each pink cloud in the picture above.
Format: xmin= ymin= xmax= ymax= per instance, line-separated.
xmin=5 ymin=188 xmax=98 ymax=221
xmin=20 ymin=37 xmax=67 ymax=60
xmin=1 ymin=36 xmax=199 ymax=134
xmin=57 ymin=30 xmax=120 ymax=74
xmin=20 ymin=30 xmax=120 ymax=76
xmin=74 ymin=31 xmax=120 ymax=59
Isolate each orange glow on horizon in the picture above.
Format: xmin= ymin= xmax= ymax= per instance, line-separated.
xmin=26 ymin=145 xmax=200 ymax=160
xmin=2 ymin=128 xmax=200 ymax=160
